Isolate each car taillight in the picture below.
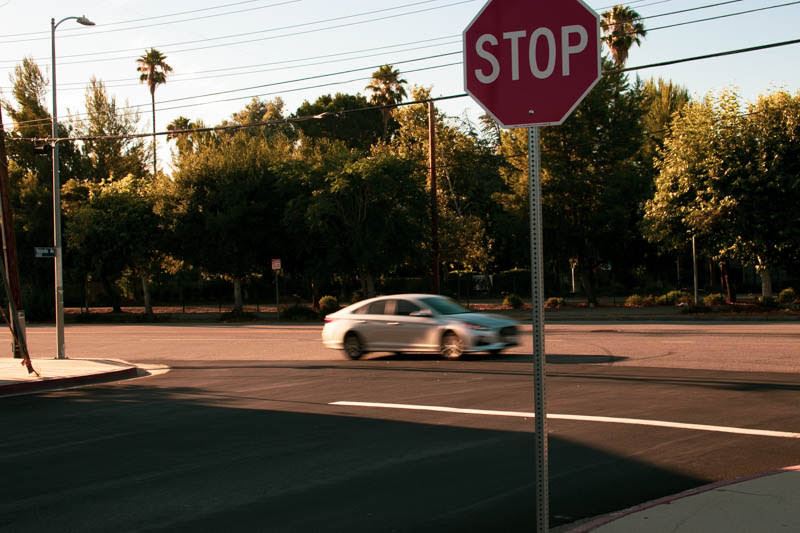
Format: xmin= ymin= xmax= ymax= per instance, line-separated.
xmin=324 ymin=316 xmax=335 ymax=323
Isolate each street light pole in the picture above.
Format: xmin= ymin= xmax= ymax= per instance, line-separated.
xmin=51 ymin=15 xmax=94 ymax=360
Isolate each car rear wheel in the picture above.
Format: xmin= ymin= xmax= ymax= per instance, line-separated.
xmin=440 ymin=331 xmax=463 ymax=360
xmin=343 ymin=333 xmax=364 ymax=360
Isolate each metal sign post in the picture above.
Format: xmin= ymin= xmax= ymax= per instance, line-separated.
xmin=528 ymin=126 xmax=549 ymax=532
xmin=463 ymin=2 xmax=600 ymax=528
xmin=272 ymin=258 xmax=281 ymax=319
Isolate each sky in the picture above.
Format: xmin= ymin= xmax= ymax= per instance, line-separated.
xmin=1 ymin=0 xmax=799 ymax=172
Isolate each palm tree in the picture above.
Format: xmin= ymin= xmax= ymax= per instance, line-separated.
xmin=601 ymin=5 xmax=647 ymax=67
xmin=137 ymin=48 xmax=173 ymax=176
xmin=365 ymin=64 xmax=407 ymax=137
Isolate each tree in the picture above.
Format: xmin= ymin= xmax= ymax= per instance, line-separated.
xmin=305 ymin=146 xmax=427 ymax=296
xmin=137 ymin=48 xmax=173 ymax=176
xmin=644 ymin=89 xmax=800 ymax=299
xmin=74 ymin=77 xmax=148 ymax=182
xmin=2 ymin=58 xmax=82 ymax=319
xmin=294 ymin=93 xmax=383 ymax=151
xmin=365 ymin=64 xmax=407 ymax=138
xmin=641 ymin=78 xmax=690 ymax=162
xmin=390 ymin=86 xmax=508 ymax=273
xmin=167 ymin=116 xmax=211 ymax=164
xmin=62 ymin=177 xmax=161 ymax=313
xmin=169 ymin=132 xmax=286 ymax=312
xmin=226 ymin=97 xmax=295 ymax=141
xmin=499 ymin=59 xmax=648 ymax=303
xmin=601 ymin=5 xmax=647 ymax=66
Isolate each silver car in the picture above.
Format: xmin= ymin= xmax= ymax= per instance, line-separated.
xmin=322 ymin=294 xmax=519 ymax=360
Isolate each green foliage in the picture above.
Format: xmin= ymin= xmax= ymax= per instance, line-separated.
xmin=703 ymin=293 xmax=726 ymax=306
xmin=777 ymin=287 xmax=797 ymax=305
xmin=625 ymin=294 xmax=655 ymax=307
xmin=535 ymin=59 xmax=648 ymax=305
xmin=544 ymin=297 xmax=564 ymax=310
xmin=318 ymin=295 xmax=339 ymax=317
xmin=76 ymin=77 xmax=148 ymax=181
xmin=601 ymin=5 xmax=647 ymax=66
xmin=279 ymin=304 xmax=319 ymax=321
xmin=758 ymin=296 xmax=778 ymax=308
xmin=294 ymin=93 xmax=383 ymax=150
xmin=304 ymin=145 xmax=428 ymax=294
xmin=62 ymin=177 xmax=162 ymax=311
xmin=503 ymin=293 xmax=524 ymax=309
xmin=494 ymin=269 xmax=531 ymax=297
xmin=656 ymin=290 xmax=692 ymax=306
xmin=640 ymin=78 xmax=690 ymax=163
xmin=169 ymin=132 xmax=285 ymax=284
xmin=645 ymin=89 xmax=800 ymax=298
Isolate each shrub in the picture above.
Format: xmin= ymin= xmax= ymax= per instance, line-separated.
xmin=624 ymin=294 xmax=655 ymax=307
xmin=544 ymin=297 xmax=564 ymax=310
xmin=318 ymin=295 xmax=340 ymax=317
xmin=758 ymin=296 xmax=778 ymax=308
xmin=703 ymin=293 xmax=725 ymax=306
xmin=777 ymin=287 xmax=797 ymax=305
xmin=279 ymin=305 xmax=319 ymax=321
xmin=503 ymin=293 xmax=524 ymax=309
xmin=656 ymin=290 xmax=692 ymax=306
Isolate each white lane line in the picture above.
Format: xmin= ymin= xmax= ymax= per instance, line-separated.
xmin=330 ymin=401 xmax=800 ymax=439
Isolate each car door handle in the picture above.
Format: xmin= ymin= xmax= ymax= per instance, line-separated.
xmin=385 ymin=322 xmax=400 ymax=326
xmin=357 ymin=320 xmax=368 ymax=324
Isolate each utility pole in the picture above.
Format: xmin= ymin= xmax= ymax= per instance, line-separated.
xmin=428 ymin=101 xmax=440 ymax=294
xmin=0 ymin=107 xmax=35 ymax=374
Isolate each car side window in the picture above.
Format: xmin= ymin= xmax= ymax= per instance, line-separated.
xmin=352 ymin=303 xmax=370 ymax=314
xmin=394 ymin=299 xmax=421 ymax=316
xmin=367 ymin=300 xmax=388 ymax=315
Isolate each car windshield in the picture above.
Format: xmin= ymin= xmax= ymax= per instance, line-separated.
xmin=420 ymin=296 xmax=470 ymax=315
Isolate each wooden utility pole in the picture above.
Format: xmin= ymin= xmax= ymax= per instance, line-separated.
xmin=0 ymin=107 xmax=35 ymax=374
xmin=428 ymin=101 xmax=440 ymax=293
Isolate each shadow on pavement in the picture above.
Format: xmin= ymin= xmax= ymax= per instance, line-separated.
xmin=0 ymin=382 xmax=703 ymax=532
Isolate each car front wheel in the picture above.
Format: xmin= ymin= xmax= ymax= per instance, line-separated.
xmin=440 ymin=331 xmax=463 ymax=360
xmin=343 ymin=333 xmax=364 ymax=360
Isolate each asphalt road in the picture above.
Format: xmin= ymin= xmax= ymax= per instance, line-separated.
xmin=17 ymin=321 xmax=800 ymax=373
xmin=3 ymin=323 xmax=800 ymax=531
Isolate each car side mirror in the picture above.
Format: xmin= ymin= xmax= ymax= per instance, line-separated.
xmin=410 ymin=309 xmax=433 ymax=317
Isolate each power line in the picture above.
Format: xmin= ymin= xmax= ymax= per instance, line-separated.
xmin=642 ymin=0 xmax=741 ymax=20
xmin=644 ymin=1 xmax=800 ymax=33
xmin=1 ymin=35 xmax=461 ymax=91
xmin=0 ymin=0 xmax=477 ymax=64
xmin=9 ymin=36 xmax=800 ymax=141
xmin=22 ymin=39 xmax=464 ymax=92
xmin=620 ymin=37 xmax=800 ymax=72
xmin=29 ymin=0 xmax=697 ymax=87
xmin=0 ymin=0 xmax=297 ymax=39
xmin=0 ymin=1 xmax=302 ymax=44
xmin=8 ymin=31 xmax=800 ymax=130
xmin=5 ymin=0 xmax=782 ymax=105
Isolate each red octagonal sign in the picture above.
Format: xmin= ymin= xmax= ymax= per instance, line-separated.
xmin=464 ymin=0 xmax=601 ymax=128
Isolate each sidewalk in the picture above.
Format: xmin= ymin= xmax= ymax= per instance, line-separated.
xmin=567 ymin=466 xmax=800 ymax=532
xmin=0 ymin=357 xmax=140 ymax=397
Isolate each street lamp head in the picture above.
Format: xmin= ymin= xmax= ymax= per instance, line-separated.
xmin=76 ymin=16 xmax=95 ymax=26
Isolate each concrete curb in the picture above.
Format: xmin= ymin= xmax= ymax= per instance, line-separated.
xmin=565 ymin=464 xmax=800 ymax=532
xmin=0 ymin=365 xmax=140 ymax=398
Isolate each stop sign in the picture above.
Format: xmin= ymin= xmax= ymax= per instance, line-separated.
xmin=463 ymin=0 xmax=601 ymax=128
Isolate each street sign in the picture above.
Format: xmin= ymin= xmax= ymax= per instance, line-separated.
xmin=34 ymin=247 xmax=56 ymax=258
xmin=464 ymin=1 xmax=601 ymax=531
xmin=271 ymin=258 xmax=281 ymax=271
xmin=463 ymin=0 xmax=601 ymax=127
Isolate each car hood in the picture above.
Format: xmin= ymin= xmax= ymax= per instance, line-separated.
xmin=444 ymin=313 xmax=517 ymax=328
